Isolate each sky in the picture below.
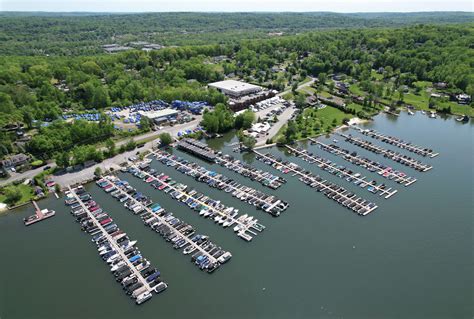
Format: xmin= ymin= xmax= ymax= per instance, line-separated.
xmin=1 ymin=0 xmax=473 ymax=13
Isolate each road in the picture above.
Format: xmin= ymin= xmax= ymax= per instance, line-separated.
xmin=1 ymin=79 xmax=315 ymax=187
xmin=1 ymin=116 xmax=203 ymax=187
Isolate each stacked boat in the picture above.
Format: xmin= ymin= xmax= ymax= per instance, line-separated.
xmin=65 ymin=186 xmax=167 ymax=305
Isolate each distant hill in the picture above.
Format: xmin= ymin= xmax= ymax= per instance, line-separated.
xmin=0 ymin=12 xmax=472 ymax=55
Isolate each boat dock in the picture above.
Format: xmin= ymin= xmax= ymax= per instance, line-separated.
xmin=336 ymin=132 xmax=433 ymax=172
xmin=352 ymin=126 xmax=439 ymax=158
xmin=66 ymin=186 xmax=157 ymax=301
xmin=215 ymin=153 xmax=286 ymax=190
xmin=309 ymin=139 xmax=417 ymax=186
xmin=150 ymin=149 xmax=289 ymax=216
xmin=253 ymin=150 xmax=378 ymax=216
xmin=286 ymin=145 xmax=398 ymax=199
xmin=99 ymin=177 xmax=230 ymax=269
xmin=129 ymin=164 xmax=264 ymax=241
xmin=23 ymin=201 xmax=56 ymax=226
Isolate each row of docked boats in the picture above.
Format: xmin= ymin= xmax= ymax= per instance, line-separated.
xmin=152 ymin=150 xmax=289 ymax=216
xmin=215 ymin=153 xmax=286 ymax=189
xmin=128 ymin=165 xmax=265 ymax=241
xmin=313 ymin=140 xmax=417 ymax=186
xmin=338 ymin=133 xmax=432 ymax=172
xmin=97 ymin=177 xmax=232 ymax=273
xmin=354 ymin=127 xmax=438 ymax=158
xmin=65 ymin=186 xmax=167 ymax=305
xmin=286 ymin=146 xmax=396 ymax=197
xmin=255 ymin=152 xmax=378 ymax=216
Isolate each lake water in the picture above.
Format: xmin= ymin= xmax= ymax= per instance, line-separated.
xmin=0 ymin=112 xmax=472 ymax=319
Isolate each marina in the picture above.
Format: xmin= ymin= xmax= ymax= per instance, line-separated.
xmin=23 ymin=201 xmax=56 ymax=226
xmin=310 ymin=138 xmax=417 ymax=186
xmin=97 ymin=176 xmax=232 ymax=271
xmin=215 ymin=153 xmax=287 ymax=189
xmin=336 ymin=132 xmax=433 ymax=172
xmin=352 ymin=126 xmax=439 ymax=158
xmin=150 ymin=149 xmax=289 ymax=216
xmin=253 ymin=150 xmax=378 ymax=215
xmin=66 ymin=185 xmax=166 ymax=304
xmin=285 ymin=145 xmax=398 ymax=199
xmin=127 ymin=164 xmax=265 ymax=241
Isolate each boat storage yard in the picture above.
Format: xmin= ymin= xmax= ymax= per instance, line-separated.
xmin=52 ymin=121 xmax=440 ymax=307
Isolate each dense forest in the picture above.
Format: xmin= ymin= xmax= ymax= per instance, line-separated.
xmin=0 ymin=13 xmax=473 ymax=172
xmin=0 ymin=12 xmax=473 ymax=55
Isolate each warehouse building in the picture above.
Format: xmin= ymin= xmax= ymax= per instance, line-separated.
xmin=208 ymin=80 xmax=262 ymax=98
xmin=138 ymin=108 xmax=179 ymax=124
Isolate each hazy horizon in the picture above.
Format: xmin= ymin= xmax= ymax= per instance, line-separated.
xmin=1 ymin=0 xmax=472 ymax=13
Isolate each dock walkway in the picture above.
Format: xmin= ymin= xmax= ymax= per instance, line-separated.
xmin=336 ymin=133 xmax=433 ymax=172
xmin=253 ymin=150 xmax=378 ymax=216
xmin=352 ymin=126 xmax=439 ymax=158
xmin=216 ymin=153 xmax=286 ymax=190
xmin=150 ymin=150 xmax=288 ymax=216
xmin=130 ymin=165 xmax=264 ymax=241
xmin=102 ymin=178 xmax=221 ymax=264
xmin=309 ymin=139 xmax=417 ymax=186
xmin=67 ymin=186 xmax=153 ymax=293
xmin=286 ymin=145 xmax=397 ymax=199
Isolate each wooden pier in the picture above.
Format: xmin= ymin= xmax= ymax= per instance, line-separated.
xmin=336 ymin=132 xmax=433 ymax=172
xmin=309 ymin=139 xmax=417 ymax=186
xmin=67 ymin=186 xmax=153 ymax=293
xmin=130 ymin=165 xmax=264 ymax=241
xmin=102 ymin=178 xmax=221 ymax=264
xmin=352 ymin=126 xmax=439 ymax=158
xmin=150 ymin=150 xmax=288 ymax=216
xmin=23 ymin=201 xmax=55 ymax=226
xmin=286 ymin=145 xmax=398 ymax=199
xmin=253 ymin=150 xmax=378 ymax=216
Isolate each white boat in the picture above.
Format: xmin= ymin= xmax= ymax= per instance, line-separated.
xmin=183 ymin=245 xmax=196 ymax=255
xmin=121 ymin=240 xmax=137 ymax=250
xmin=136 ymin=291 xmax=153 ymax=305
xmin=429 ymin=111 xmax=437 ymax=118
xmin=110 ymin=261 xmax=125 ymax=272
xmin=223 ymin=220 xmax=231 ymax=227
xmin=217 ymin=252 xmax=232 ymax=264
xmin=233 ymin=225 xmax=241 ymax=232
xmin=408 ymin=110 xmax=415 ymax=115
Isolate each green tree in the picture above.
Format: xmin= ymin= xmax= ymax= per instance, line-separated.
xmin=159 ymin=132 xmax=173 ymax=146
xmin=4 ymin=185 xmax=22 ymax=205
xmin=234 ymin=110 xmax=255 ymax=130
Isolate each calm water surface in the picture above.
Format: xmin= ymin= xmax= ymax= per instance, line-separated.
xmin=0 ymin=113 xmax=472 ymax=319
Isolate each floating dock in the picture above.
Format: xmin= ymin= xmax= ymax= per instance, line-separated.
xmin=177 ymin=138 xmax=217 ymax=162
xmin=66 ymin=186 xmax=159 ymax=302
xmin=99 ymin=177 xmax=231 ymax=269
xmin=129 ymin=165 xmax=265 ymax=241
xmin=336 ymin=132 xmax=433 ymax=172
xmin=23 ymin=201 xmax=55 ymax=226
xmin=150 ymin=149 xmax=289 ymax=216
xmin=352 ymin=126 xmax=439 ymax=158
xmin=253 ymin=150 xmax=378 ymax=216
xmin=286 ymin=145 xmax=398 ymax=199
xmin=216 ymin=153 xmax=286 ymax=190
xmin=309 ymin=139 xmax=417 ymax=186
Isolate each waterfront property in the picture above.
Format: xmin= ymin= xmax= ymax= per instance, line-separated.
xmin=127 ymin=165 xmax=264 ymax=241
xmin=285 ymin=145 xmax=398 ymax=199
xmin=352 ymin=126 xmax=439 ymax=158
xmin=254 ymin=150 xmax=378 ymax=215
xmin=336 ymin=132 xmax=433 ymax=172
xmin=66 ymin=185 xmax=166 ymax=304
xmin=151 ymin=149 xmax=289 ymax=216
xmin=97 ymin=176 xmax=231 ymax=271
xmin=311 ymin=139 xmax=417 ymax=186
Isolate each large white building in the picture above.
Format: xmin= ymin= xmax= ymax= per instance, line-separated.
xmin=208 ymin=80 xmax=262 ymax=98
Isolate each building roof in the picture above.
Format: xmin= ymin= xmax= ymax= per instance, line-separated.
xmin=138 ymin=108 xmax=179 ymax=119
xmin=208 ymin=80 xmax=261 ymax=95
xmin=1 ymin=153 xmax=29 ymax=167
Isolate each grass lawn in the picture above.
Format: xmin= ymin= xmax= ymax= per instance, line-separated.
xmin=0 ymin=184 xmax=35 ymax=206
xmin=349 ymin=84 xmax=365 ymax=96
xmin=398 ymin=91 xmax=472 ymax=116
